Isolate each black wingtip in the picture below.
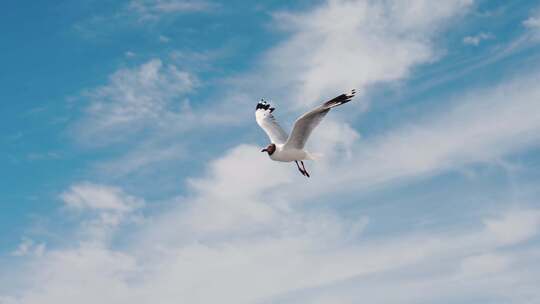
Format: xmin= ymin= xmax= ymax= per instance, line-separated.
xmin=339 ymin=89 xmax=357 ymax=103
xmin=345 ymin=89 xmax=356 ymax=100
xmin=322 ymin=89 xmax=357 ymax=108
xmin=256 ymin=99 xmax=275 ymax=112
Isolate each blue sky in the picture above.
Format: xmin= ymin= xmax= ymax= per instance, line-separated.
xmin=2 ymin=0 xmax=540 ymax=303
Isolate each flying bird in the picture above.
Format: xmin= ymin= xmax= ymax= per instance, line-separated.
xmin=256 ymin=90 xmax=356 ymax=177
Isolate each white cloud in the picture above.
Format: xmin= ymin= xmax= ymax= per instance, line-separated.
xmin=94 ymin=142 xmax=185 ymax=178
xmin=73 ymin=0 xmax=215 ymax=38
xmin=128 ymin=0 xmax=215 ymax=21
xmin=523 ymin=11 xmax=540 ymax=29
xmin=10 ymin=109 xmax=540 ymax=303
xmin=11 ymin=238 xmax=46 ymax=257
xmin=5 ymin=243 xmax=138 ymax=304
xmin=281 ymin=70 xmax=540 ymax=201
xmin=4 ymin=172 xmax=540 ymax=304
xmin=175 ymin=144 xmax=293 ymax=236
xmin=158 ymin=35 xmax=170 ymax=43
xmin=463 ymin=32 xmax=494 ymax=46
xmin=458 ymin=253 xmax=511 ymax=277
xmin=259 ymin=0 xmax=473 ymax=107
xmin=75 ymin=59 xmax=196 ymax=144
xmin=483 ymin=210 xmax=540 ymax=246
xmin=74 ymin=56 xmax=240 ymax=146
xmin=26 ymin=152 xmax=60 ymax=161
xmin=60 ymin=182 xmax=143 ymax=212
xmin=479 ymin=7 xmax=540 ymax=63
xmin=522 ymin=9 xmax=540 ymax=44
xmin=58 ymin=182 xmax=145 ymax=242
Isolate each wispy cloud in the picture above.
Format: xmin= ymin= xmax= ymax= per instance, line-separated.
xmin=158 ymin=34 xmax=170 ymax=43
xmin=128 ymin=0 xmax=216 ymax=21
xmin=59 ymin=182 xmax=145 ymax=241
xmin=60 ymin=182 xmax=143 ymax=212
xmin=11 ymin=238 xmax=46 ymax=257
xmin=463 ymin=32 xmax=495 ymax=46
xmin=94 ymin=142 xmax=185 ymax=178
xmin=523 ymin=10 xmax=540 ymax=29
xmin=124 ymin=51 xmax=136 ymax=58
xmin=73 ymin=0 xmax=215 ymax=40
xmin=256 ymin=0 xmax=473 ymax=108
xmin=476 ymin=8 xmax=540 ymax=64
xmin=483 ymin=209 xmax=540 ymax=246
xmin=289 ymin=70 xmax=540 ymax=200
xmin=74 ymin=59 xmax=196 ymax=145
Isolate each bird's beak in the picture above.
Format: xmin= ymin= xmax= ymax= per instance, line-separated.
xmin=261 ymin=148 xmax=267 ymax=152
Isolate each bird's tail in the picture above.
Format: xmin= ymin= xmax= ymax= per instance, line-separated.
xmin=306 ymin=152 xmax=324 ymax=161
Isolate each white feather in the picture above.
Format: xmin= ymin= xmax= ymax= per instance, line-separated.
xmin=255 ymin=107 xmax=288 ymax=145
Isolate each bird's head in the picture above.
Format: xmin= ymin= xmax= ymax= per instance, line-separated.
xmin=261 ymin=143 xmax=276 ymax=155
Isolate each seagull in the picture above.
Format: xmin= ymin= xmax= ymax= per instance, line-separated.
xmin=255 ymin=90 xmax=356 ymax=177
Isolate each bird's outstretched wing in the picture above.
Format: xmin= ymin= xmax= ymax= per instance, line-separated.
xmin=255 ymin=100 xmax=289 ymax=145
xmin=284 ymin=90 xmax=356 ymax=150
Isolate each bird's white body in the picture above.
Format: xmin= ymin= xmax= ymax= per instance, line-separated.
xmin=268 ymin=145 xmax=312 ymax=162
